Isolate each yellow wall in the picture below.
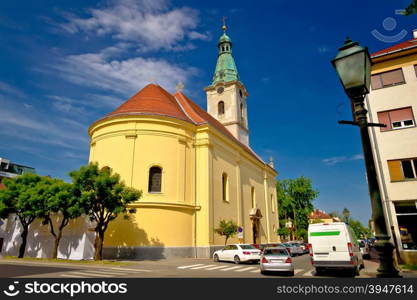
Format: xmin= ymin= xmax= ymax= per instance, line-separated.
xmin=89 ymin=113 xmax=278 ymax=249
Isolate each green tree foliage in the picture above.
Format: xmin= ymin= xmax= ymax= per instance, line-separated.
xmin=403 ymin=0 xmax=417 ymax=15
xmin=69 ymin=163 xmax=142 ymax=260
xmin=214 ymin=219 xmax=238 ymax=246
xmin=42 ymin=180 xmax=84 ymax=259
xmin=0 ymin=174 xmax=51 ymax=258
xmin=342 ymin=208 xmax=350 ymax=224
xmin=276 ymin=177 xmax=318 ymax=240
xmin=349 ymin=219 xmax=371 ymax=239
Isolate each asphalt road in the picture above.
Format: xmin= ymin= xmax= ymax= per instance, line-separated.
xmin=0 ymin=253 xmax=367 ymax=278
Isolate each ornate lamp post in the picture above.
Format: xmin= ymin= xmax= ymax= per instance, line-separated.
xmin=331 ymin=38 xmax=400 ymax=278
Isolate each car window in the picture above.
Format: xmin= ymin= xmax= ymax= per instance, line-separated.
xmin=223 ymin=246 xmax=230 ymax=250
xmin=264 ymin=249 xmax=288 ymax=256
xmin=239 ymin=244 xmax=256 ymax=249
xmin=231 ymin=245 xmax=238 ymax=250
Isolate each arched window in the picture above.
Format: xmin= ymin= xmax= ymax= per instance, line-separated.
xmin=251 ymin=187 xmax=256 ymax=208
xmin=218 ymin=101 xmax=225 ymax=116
xmin=222 ymin=173 xmax=229 ymax=202
xmin=148 ymin=166 xmax=162 ymax=193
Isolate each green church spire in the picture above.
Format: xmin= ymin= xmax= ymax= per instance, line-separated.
xmin=211 ymin=19 xmax=240 ymax=85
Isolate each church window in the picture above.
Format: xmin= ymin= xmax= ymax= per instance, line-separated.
xmin=222 ymin=173 xmax=229 ymax=202
xmin=218 ymin=101 xmax=225 ymax=116
xmin=239 ymin=89 xmax=243 ymax=98
xmin=148 ymin=166 xmax=162 ymax=193
xmin=251 ymin=187 xmax=256 ymax=208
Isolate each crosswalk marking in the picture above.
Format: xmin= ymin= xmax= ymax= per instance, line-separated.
xmin=60 ymin=274 xmax=92 ymax=278
xmin=300 ymin=269 xmax=314 ymax=276
xmin=234 ymin=266 xmax=257 ymax=272
xmin=250 ymin=269 xmax=260 ymax=273
xmin=60 ymin=271 xmax=112 ymax=278
xmin=220 ymin=266 xmax=242 ymax=271
xmin=190 ymin=265 xmax=217 ymax=270
xmin=177 ymin=264 xmax=204 ymax=269
xmin=109 ymin=267 xmax=151 ymax=272
xmin=295 ymin=269 xmax=304 ymax=275
xmin=204 ymin=265 xmax=230 ymax=270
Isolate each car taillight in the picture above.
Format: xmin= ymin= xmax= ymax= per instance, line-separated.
xmin=243 ymin=251 xmax=251 ymax=255
xmin=261 ymin=257 xmax=268 ymax=263
xmin=285 ymin=257 xmax=292 ymax=263
xmin=347 ymin=242 xmax=353 ymax=256
xmin=308 ymin=244 xmax=313 ymax=256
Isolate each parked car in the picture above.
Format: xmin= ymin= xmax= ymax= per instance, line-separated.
xmin=252 ymin=244 xmax=269 ymax=253
xmin=260 ymin=247 xmax=294 ymax=275
xmin=358 ymin=239 xmax=371 ymax=259
xmin=283 ymin=242 xmax=304 ymax=256
xmin=308 ymin=222 xmax=364 ymax=276
xmin=213 ymin=244 xmax=261 ymax=264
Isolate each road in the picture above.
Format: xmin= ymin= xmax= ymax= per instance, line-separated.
xmin=0 ymin=253 xmax=380 ymax=278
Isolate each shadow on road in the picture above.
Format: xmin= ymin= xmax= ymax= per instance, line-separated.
xmin=0 ymin=264 xmax=78 ymax=278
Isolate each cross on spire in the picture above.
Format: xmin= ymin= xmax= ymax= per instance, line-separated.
xmin=222 ymin=16 xmax=227 ymax=32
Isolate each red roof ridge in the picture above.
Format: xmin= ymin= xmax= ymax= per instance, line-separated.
xmin=371 ymin=37 xmax=417 ymax=58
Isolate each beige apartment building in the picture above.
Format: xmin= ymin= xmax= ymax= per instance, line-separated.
xmin=367 ymin=30 xmax=417 ymax=264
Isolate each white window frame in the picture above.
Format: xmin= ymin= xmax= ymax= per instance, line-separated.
xmin=392 ymin=119 xmax=415 ymax=130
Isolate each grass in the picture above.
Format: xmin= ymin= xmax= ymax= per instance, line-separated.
xmin=400 ymin=264 xmax=417 ymax=271
xmin=3 ymin=256 xmax=131 ymax=266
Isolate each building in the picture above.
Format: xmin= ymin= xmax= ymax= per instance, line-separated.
xmin=88 ymin=25 xmax=279 ymax=259
xmin=367 ymin=30 xmax=417 ymax=264
xmin=309 ymin=209 xmax=340 ymax=224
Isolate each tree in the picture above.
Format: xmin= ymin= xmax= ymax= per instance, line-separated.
xmin=276 ymin=176 xmax=318 ymax=240
xmin=42 ymin=180 xmax=83 ymax=259
xmin=403 ymin=0 xmax=417 ymax=15
xmin=69 ymin=163 xmax=142 ymax=260
xmin=342 ymin=208 xmax=350 ymax=224
xmin=214 ymin=219 xmax=238 ymax=246
xmin=0 ymin=174 xmax=51 ymax=258
xmin=349 ymin=219 xmax=371 ymax=239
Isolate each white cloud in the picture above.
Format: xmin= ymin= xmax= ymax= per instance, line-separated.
xmin=61 ymin=0 xmax=209 ymax=51
xmin=0 ymin=81 xmax=27 ymax=98
xmin=317 ymin=46 xmax=329 ymax=54
xmin=322 ymin=153 xmax=364 ymax=166
xmin=50 ymin=47 xmax=198 ymax=95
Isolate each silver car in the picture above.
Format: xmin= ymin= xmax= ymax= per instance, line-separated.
xmin=260 ymin=247 xmax=294 ymax=275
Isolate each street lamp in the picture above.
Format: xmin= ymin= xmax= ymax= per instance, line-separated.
xmin=331 ymin=37 xmax=400 ymax=278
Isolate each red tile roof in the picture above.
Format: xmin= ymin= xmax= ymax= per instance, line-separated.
xmin=107 ymin=84 xmax=193 ymax=124
xmin=371 ymin=38 xmax=417 ymax=58
xmin=310 ymin=209 xmax=331 ymax=219
xmin=99 ymin=84 xmax=275 ymax=172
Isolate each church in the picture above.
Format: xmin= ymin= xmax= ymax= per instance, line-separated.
xmin=88 ymin=25 xmax=279 ymax=259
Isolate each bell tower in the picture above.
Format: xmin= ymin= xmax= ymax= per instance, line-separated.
xmin=205 ymin=20 xmax=249 ymax=146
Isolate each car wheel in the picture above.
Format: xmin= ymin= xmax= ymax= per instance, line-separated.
xmin=213 ymin=254 xmax=219 ymax=262
xmin=289 ymin=271 xmax=295 ymax=276
xmin=234 ymin=255 xmax=241 ymax=264
xmin=260 ymin=270 xmax=266 ymax=275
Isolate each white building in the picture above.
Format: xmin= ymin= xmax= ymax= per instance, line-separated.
xmin=367 ymin=30 xmax=417 ymax=264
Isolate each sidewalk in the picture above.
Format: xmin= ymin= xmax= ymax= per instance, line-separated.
xmin=361 ymin=250 xmax=417 ymax=278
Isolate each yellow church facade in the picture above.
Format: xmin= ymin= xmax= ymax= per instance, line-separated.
xmin=88 ymin=27 xmax=279 ymax=259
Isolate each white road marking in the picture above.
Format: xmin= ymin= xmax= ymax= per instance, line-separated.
xmin=300 ymin=269 xmax=314 ymax=277
xmin=60 ymin=274 xmax=93 ymax=278
xmin=204 ymin=265 xmax=230 ymax=270
xmin=294 ymin=269 xmax=304 ymax=275
xmin=234 ymin=266 xmax=258 ymax=272
xmin=250 ymin=269 xmax=260 ymax=273
xmin=61 ymin=271 xmax=112 ymax=278
xmin=177 ymin=264 xmax=204 ymax=269
xmin=109 ymin=267 xmax=151 ymax=272
xmin=220 ymin=266 xmax=242 ymax=271
xmin=190 ymin=265 xmax=217 ymax=270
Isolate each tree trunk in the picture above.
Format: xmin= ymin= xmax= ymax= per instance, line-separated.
xmin=94 ymin=230 xmax=105 ymax=261
xmin=18 ymin=226 xmax=29 ymax=258
xmin=52 ymin=230 xmax=63 ymax=259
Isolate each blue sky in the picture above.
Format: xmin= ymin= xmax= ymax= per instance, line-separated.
xmin=0 ymin=0 xmax=416 ymax=224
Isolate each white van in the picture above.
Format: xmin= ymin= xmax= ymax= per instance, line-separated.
xmin=308 ymin=222 xmax=364 ymax=276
